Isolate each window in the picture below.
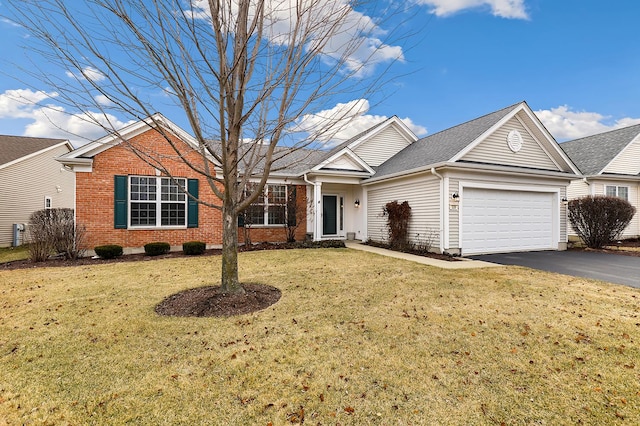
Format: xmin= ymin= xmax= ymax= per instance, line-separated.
xmin=243 ymin=184 xmax=290 ymax=226
xmin=44 ymin=196 xmax=52 ymax=209
xmin=130 ymin=176 xmax=186 ymax=227
xmin=606 ymin=185 xmax=629 ymax=201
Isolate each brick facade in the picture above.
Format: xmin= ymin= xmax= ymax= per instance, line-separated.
xmin=76 ymin=127 xmax=308 ymax=250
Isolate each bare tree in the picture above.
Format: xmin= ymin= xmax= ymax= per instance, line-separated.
xmin=5 ymin=0 xmax=410 ymax=293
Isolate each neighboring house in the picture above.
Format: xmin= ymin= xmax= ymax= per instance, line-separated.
xmin=58 ymin=101 xmax=581 ymax=256
xmin=560 ymin=124 xmax=640 ymax=238
xmin=0 ymin=135 xmax=74 ymax=247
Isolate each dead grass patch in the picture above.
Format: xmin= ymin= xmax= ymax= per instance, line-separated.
xmin=1 ymin=248 xmax=639 ymax=424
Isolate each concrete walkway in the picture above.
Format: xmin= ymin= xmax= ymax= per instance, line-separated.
xmin=344 ymin=241 xmax=499 ymax=269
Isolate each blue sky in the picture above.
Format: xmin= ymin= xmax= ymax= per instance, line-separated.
xmin=1 ymin=0 xmax=639 ymax=146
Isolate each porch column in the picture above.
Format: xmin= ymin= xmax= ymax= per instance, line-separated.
xmin=314 ymin=182 xmax=322 ymax=241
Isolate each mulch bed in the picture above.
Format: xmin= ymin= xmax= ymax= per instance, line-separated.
xmin=155 ymin=283 xmax=282 ymax=317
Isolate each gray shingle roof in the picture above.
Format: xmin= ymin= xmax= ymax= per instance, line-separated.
xmin=559 ymin=124 xmax=640 ymax=175
xmin=374 ymin=102 xmax=521 ymax=178
xmin=206 ymin=140 xmax=327 ymax=176
xmin=0 ymin=135 xmax=68 ymax=167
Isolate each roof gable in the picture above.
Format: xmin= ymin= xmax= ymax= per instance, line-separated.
xmin=311 ymin=116 xmax=417 ymax=172
xmin=0 ymin=135 xmax=72 ymax=170
xmin=373 ymin=102 xmax=579 ymax=180
xmin=59 ymin=113 xmax=203 ymax=161
xmin=314 ymin=150 xmax=373 ymax=174
xmin=561 ymin=124 xmax=640 ymax=175
xmin=458 ymin=112 xmax=561 ymax=171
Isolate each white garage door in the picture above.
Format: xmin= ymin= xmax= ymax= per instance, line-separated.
xmin=461 ymin=188 xmax=555 ymax=255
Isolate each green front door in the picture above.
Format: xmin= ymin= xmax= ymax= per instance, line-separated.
xmin=322 ymin=195 xmax=337 ymax=235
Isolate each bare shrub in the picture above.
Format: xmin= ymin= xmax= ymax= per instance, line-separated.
xmin=28 ymin=208 xmax=87 ymax=261
xmin=413 ymin=228 xmax=439 ymax=253
xmin=568 ymin=195 xmax=636 ymax=249
xmin=383 ymin=201 xmax=412 ymax=250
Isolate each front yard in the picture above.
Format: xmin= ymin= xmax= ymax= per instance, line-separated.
xmin=1 ymin=248 xmax=639 ymax=424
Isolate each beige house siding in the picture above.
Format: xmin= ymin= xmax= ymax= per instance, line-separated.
xmin=353 ymin=125 xmax=412 ymax=167
xmin=462 ymin=116 xmax=560 ymax=171
xmin=0 ymin=144 xmax=75 ymax=247
xmin=517 ymin=110 xmax=573 ymax=171
xmin=366 ymin=174 xmax=441 ymax=250
xmin=604 ymin=137 xmax=640 ymax=175
xmin=567 ymin=179 xmax=592 ymax=199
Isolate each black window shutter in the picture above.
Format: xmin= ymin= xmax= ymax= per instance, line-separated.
xmin=114 ymin=175 xmax=128 ymax=229
xmin=187 ymin=179 xmax=199 ymax=228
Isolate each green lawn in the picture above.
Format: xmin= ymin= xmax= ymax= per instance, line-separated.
xmin=1 ymin=248 xmax=639 ymax=425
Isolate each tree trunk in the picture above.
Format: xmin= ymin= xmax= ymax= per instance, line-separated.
xmin=221 ymin=200 xmax=244 ymax=294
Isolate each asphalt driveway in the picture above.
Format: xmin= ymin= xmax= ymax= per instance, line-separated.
xmin=469 ymin=250 xmax=640 ymax=288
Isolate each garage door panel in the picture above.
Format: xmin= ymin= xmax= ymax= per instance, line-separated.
xmin=462 ymin=188 xmax=554 ymax=255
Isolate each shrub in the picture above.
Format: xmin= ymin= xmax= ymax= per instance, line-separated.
xmin=383 ymin=200 xmax=412 ymax=250
xmin=144 ymin=242 xmax=171 ymax=256
xmin=183 ymin=241 xmax=206 ymax=255
xmin=28 ymin=208 xmax=86 ymax=261
xmin=94 ymin=245 xmax=123 ymax=259
xmin=568 ymin=195 xmax=636 ymax=249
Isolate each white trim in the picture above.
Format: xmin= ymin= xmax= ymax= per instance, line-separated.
xmin=312 ymin=149 xmax=375 ymax=174
xmin=57 ymin=113 xmax=219 ymax=167
xmin=364 ymin=161 xmax=579 ymax=186
xmin=514 ymin=114 xmax=565 ymax=172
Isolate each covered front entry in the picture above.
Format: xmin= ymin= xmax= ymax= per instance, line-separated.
xmin=461 ymin=187 xmax=556 ymax=255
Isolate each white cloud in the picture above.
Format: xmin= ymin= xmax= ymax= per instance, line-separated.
xmin=535 ymin=105 xmax=640 ymax=140
xmin=0 ymin=88 xmax=132 ymax=146
xmin=65 ymin=66 xmax=106 ymax=82
xmin=416 ymin=0 xmax=529 ymax=19
xmin=94 ymin=94 xmax=113 ymax=106
xmin=0 ymin=88 xmax=58 ymax=118
xmin=188 ymin=0 xmax=404 ymax=78
xmin=294 ymin=98 xmax=427 ymax=147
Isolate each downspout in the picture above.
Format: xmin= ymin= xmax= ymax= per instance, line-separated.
xmin=583 ymin=177 xmax=593 ymax=195
xmin=431 ymin=168 xmax=445 ymax=253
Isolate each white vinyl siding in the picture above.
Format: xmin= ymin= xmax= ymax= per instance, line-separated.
xmin=353 ymin=125 xmax=412 ymax=167
xmin=0 ymin=144 xmax=75 ymax=247
xmin=567 ymin=179 xmax=591 ymax=200
xmin=367 ymin=175 xmax=441 ymax=251
xmin=462 ymin=116 xmax=560 ymax=171
xmin=603 ymin=137 xmax=640 ymax=175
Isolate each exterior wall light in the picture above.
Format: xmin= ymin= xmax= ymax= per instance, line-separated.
xmin=451 ymin=192 xmax=460 ymax=199
xmin=354 ymin=199 xmax=360 ymax=208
